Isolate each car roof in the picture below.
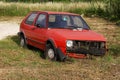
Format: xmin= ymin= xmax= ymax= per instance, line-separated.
xmin=32 ymin=11 xmax=79 ymax=16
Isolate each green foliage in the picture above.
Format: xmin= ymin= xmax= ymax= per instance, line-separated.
xmin=104 ymin=0 xmax=120 ymax=21
xmin=109 ymin=45 xmax=120 ymax=56
xmin=83 ymin=0 xmax=120 ymax=22
xmin=0 ymin=0 xmax=105 ymax=2
xmin=69 ymin=8 xmax=83 ymax=15
xmin=0 ymin=0 xmax=120 ymax=22
xmin=116 ymin=20 xmax=120 ymax=26
xmin=104 ymin=55 xmax=113 ymax=62
xmin=0 ymin=5 xmax=30 ymax=16
xmin=84 ymin=7 xmax=96 ymax=16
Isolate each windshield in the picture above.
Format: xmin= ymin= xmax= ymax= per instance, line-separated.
xmin=48 ymin=14 xmax=90 ymax=30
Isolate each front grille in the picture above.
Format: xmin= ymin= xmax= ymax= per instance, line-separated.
xmin=66 ymin=41 xmax=106 ymax=55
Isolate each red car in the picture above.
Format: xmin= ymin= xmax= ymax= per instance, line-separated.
xmin=18 ymin=11 xmax=107 ymax=61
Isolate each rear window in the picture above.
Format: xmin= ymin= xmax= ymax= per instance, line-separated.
xmin=25 ymin=13 xmax=37 ymax=25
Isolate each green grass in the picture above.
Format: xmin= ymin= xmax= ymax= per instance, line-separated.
xmin=0 ymin=35 xmax=120 ymax=80
xmin=0 ymin=15 xmax=120 ymax=79
xmin=0 ymin=36 xmax=51 ymax=67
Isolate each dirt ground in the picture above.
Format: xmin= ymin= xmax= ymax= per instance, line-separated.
xmin=0 ymin=16 xmax=23 ymax=40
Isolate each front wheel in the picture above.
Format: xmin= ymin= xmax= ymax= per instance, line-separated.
xmin=44 ymin=44 xmax=56 ymax=61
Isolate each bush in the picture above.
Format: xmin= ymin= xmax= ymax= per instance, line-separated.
xmin=105 ymin=0 xmax=120 ymax=21
xmin=69 ymin=8 xmax=83 ymax=15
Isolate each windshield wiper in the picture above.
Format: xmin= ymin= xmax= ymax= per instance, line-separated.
xmin=48 ymin=26 xmax=74 ymax=29
xmin=66 ymin=25 xmax=83 ymax=29
xmin=83 ymin=27 xmax=90 ymax=30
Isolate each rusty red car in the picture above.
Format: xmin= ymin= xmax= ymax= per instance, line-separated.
xmin=18 ymin=11 xmax=107 ymax=61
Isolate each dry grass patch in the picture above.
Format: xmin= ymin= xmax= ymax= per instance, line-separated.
xmin=0 ymin=17 xmax=120 ymax=80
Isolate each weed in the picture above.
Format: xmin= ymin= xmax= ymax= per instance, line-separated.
xmin=109 ymin=45 xmax=120 ymax=56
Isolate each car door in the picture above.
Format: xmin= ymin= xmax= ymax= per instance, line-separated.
xmin=22 ymin=12 xmax=38 ymax=40
xmin=30 ymin=13 xmax=48 ymax=50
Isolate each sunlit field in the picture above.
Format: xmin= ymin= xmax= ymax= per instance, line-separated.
xmin=0 ymin=1 xmax=105 ymax=16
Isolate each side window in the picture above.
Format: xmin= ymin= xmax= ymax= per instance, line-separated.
xmin=25 ymin=13 xmax=37 ymax=25
xmin=35 ymin=14 xmax=46 ymax=27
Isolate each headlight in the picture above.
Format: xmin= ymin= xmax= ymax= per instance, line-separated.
xmin=66 ymin=40 xmax=73 ymax=47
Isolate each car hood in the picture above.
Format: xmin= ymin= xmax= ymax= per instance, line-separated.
xmin=48 ymin=29 xmax=106 ymax=41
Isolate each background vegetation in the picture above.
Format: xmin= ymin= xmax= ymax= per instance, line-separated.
xmin=0 ymin=0 xmax=120 ymax=23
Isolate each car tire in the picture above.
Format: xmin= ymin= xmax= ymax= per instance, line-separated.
xmin=44 ymin=44 xmax=56 ymax=61
xmin=20 ymin=35 xmax=27 ymax=48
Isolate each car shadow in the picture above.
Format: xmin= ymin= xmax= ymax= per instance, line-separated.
xmin=11 ymin=35 xmax=45 ymax=59
xmin=11 ymin=36 xmax=95 ymax=62
xmin=11 ymin=35 xmax=20 ymax=46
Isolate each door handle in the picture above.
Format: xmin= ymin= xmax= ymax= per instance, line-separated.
xmin=32 ymin=27 xmax=37 ymax=30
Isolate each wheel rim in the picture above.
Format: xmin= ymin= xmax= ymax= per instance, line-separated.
xmin=20 ymin=37 xmax=25 ymax=47
xmin=48 ymin=49 xmax=55 ymax=59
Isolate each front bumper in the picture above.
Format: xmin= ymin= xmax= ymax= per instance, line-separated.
xmin=66 ymin=40 xmax=107 ymax=56
xmin=67 ymin=48 xmax=106 ymax=56
xmin=67 ymin=53 xmax=86 ymax=58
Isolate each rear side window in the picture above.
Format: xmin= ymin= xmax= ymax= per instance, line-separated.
xmin=25 ymin=13 xmax=37 ymax=25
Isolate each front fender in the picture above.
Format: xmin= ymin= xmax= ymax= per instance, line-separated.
xmin=46 ymin=38 xmax=57 ymax=50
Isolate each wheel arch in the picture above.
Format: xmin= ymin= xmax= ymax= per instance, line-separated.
xmin=46 ymin=39 xmax=57 ymax=50
xmin=18 ymin=31 xmax=27 ymax=44
xmin=18 ymin=31 xmax=23 ymax=36
xmin=46 ymin=39 xmax=66 ymax=61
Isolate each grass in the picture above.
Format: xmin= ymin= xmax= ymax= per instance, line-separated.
xmin=0 ymin=1 xmax=105 ymax=16
xmin=0 ymin=1 xmax=119 ymax=79
xmin=1 ymin=1 xmax=120 ymax=23
xmin=0 ymin=16 xmax=120 ymax=80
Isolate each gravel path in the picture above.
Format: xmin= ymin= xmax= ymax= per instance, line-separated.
xmin=0 ymin=21 xmax=19 ymax=40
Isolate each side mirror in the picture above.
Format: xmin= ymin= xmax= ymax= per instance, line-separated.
xmin=35 ymin=23 xmax=45 ymax=28
xmin=36 ymin=23 xmax=41 ymax=27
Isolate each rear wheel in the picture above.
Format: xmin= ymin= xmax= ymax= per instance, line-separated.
xmin=44 ymin=44 xmax=56 ymax=61
xmin=20 ymin=35 xmax=27 ymax=48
